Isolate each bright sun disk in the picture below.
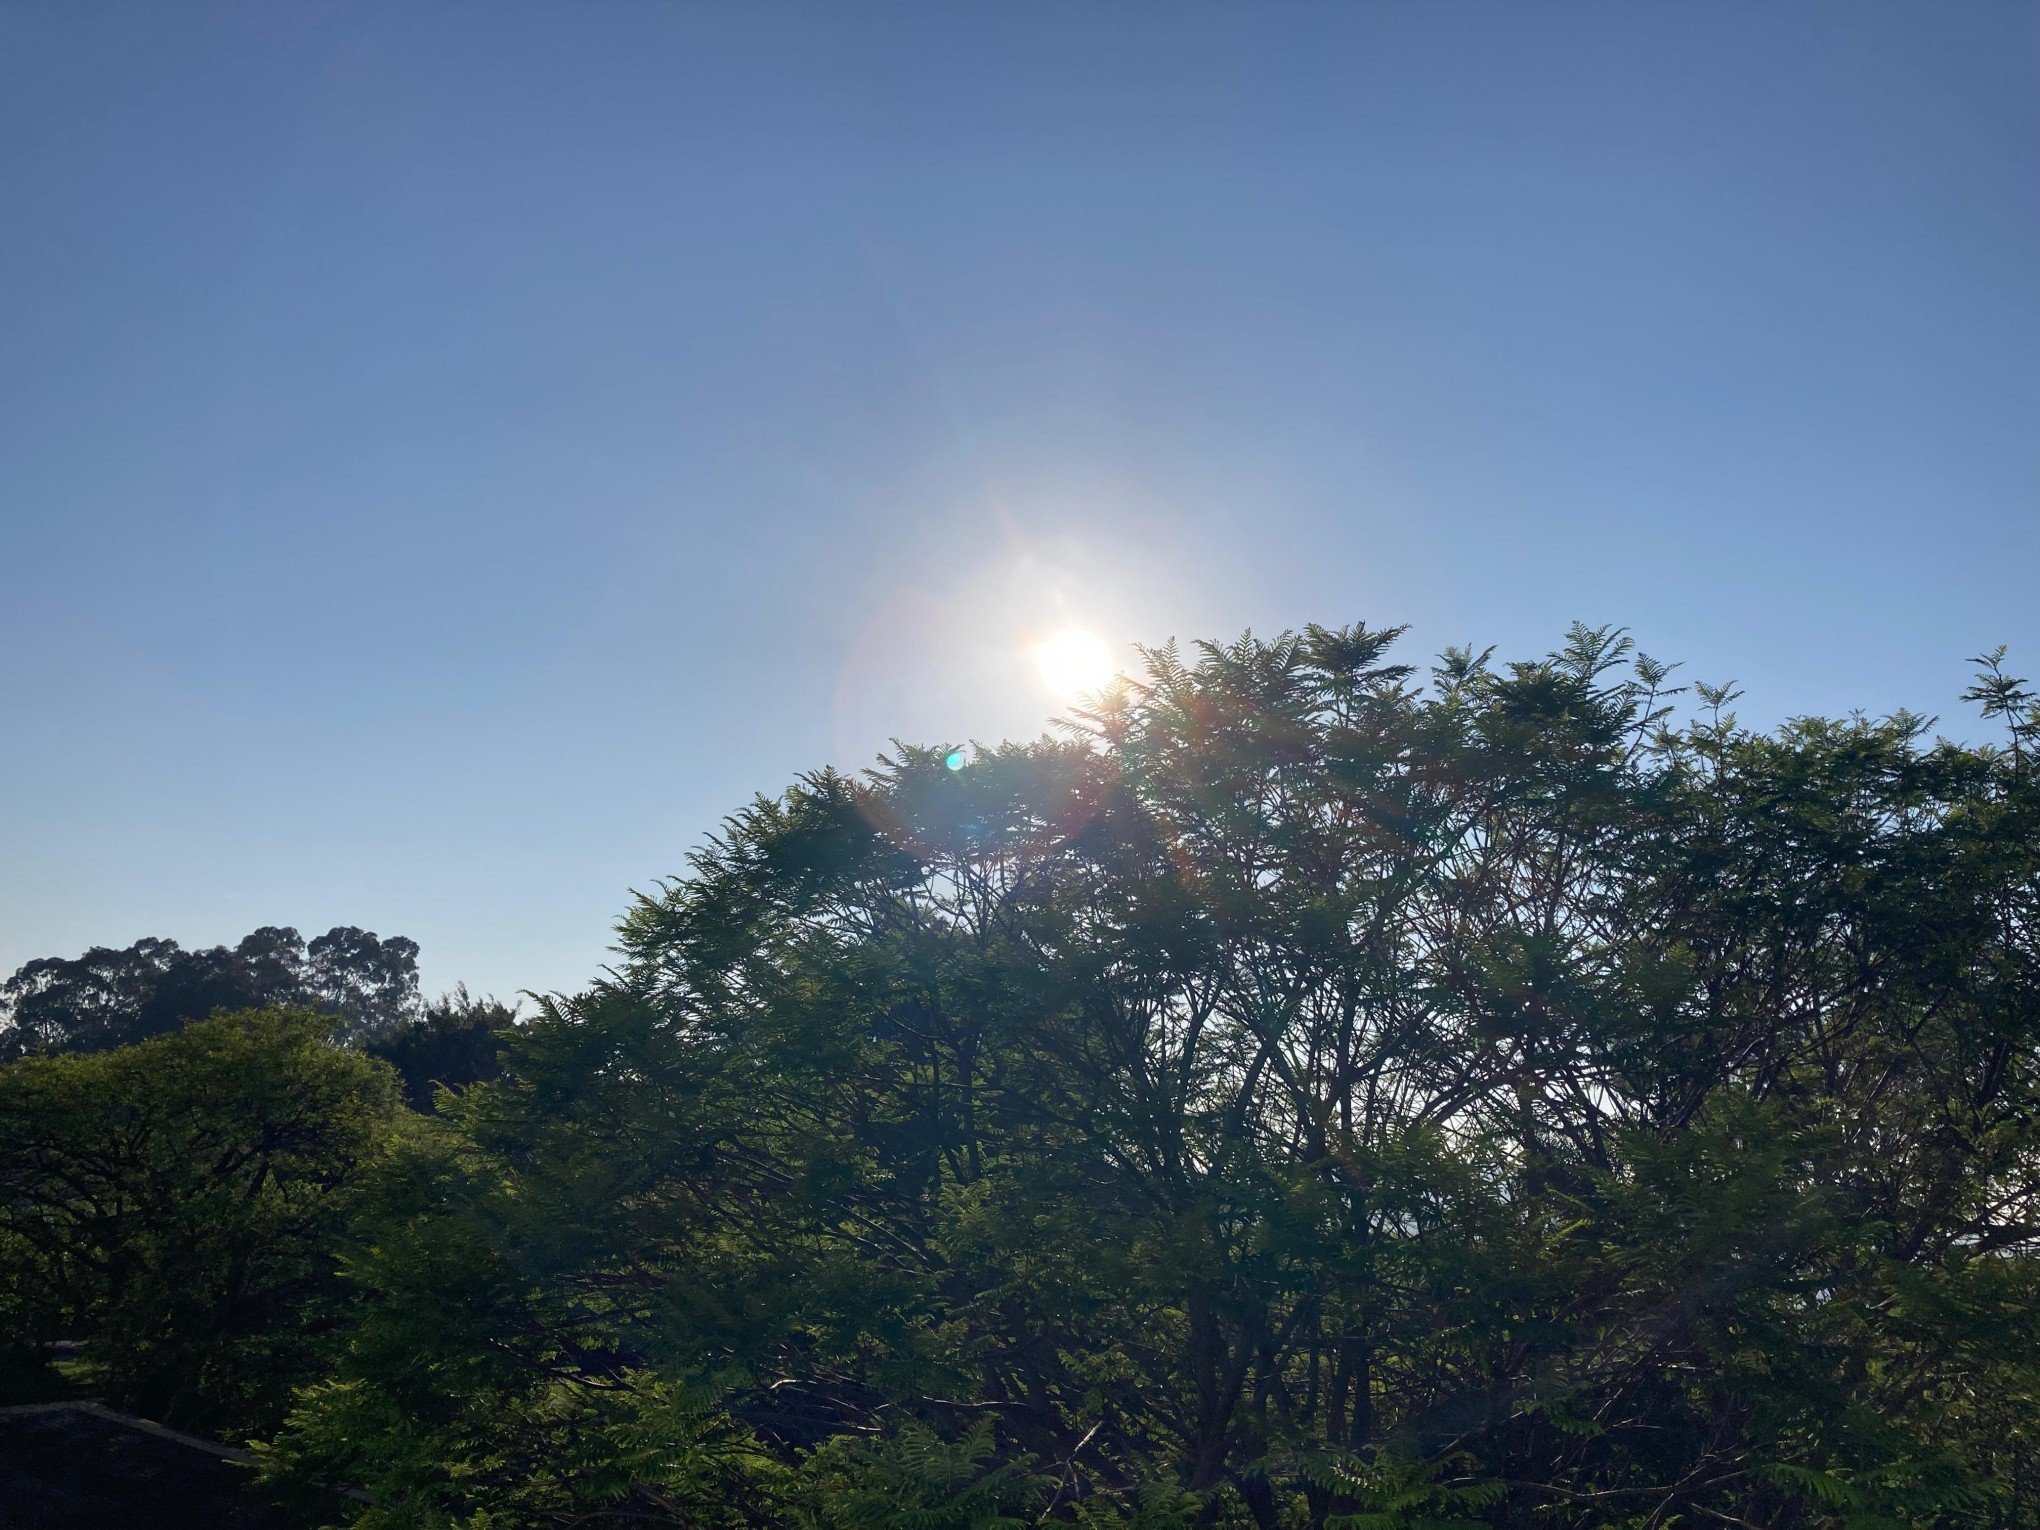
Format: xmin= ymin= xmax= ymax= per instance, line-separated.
xmin=1030 ymin=626 xmax=1117 ymax=700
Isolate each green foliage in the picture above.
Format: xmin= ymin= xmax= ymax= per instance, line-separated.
xmin=802 ymin=1420 xmax=1045 ymax=1528
xmin=0 ymin=1008 xmax=403 ymax=1435
xmin=260 ymin=1367 xmax=791 ymax=1528
xmin=1298 ymin=1450 xmax=1501 ymax=1530
xmin=0 ymin=924 xmax=424 ymax=1057
xmin=366 ymin=984 xmax=520 ymax=1110
xmin=106 ymin=624 xmax=2040 ymax=1524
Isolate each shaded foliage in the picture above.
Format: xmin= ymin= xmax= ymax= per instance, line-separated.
xmin=0 ymin=925 xmax=423 ymax=1058
xmin=366 ymin=984 xmax=520 ymax=1111
xmin=256 ymin=625 xmax=2040 ymax=1526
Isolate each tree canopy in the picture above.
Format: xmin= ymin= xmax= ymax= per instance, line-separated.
xmin=241 ymin=624 xmax=2040 ymax=1527
xmin=0 ymin=925 xmax=423 ymax=1058
xmin=0 ymin=1009 xmax=403 ymax=1435
xmin=365 ymin=985 xmax=519 ymax=1111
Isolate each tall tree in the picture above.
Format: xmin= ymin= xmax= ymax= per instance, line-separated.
xmin=0 ymin=937 xmax=184 ymax=1058
xmin=263 ymin=626 xmax=2040 ymax=1526
xmin=306 ymin=927 xmax=423 ymax=1042
xmin=0 ymin=924 xmax=423 ymax=1057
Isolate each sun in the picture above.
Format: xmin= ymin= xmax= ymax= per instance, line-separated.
xmin=1029 ymin=626 xmax=1117 ymax=701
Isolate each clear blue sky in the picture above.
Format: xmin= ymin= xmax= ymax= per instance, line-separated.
xmin=4 ymin=2 xmax=2035 ymax=1003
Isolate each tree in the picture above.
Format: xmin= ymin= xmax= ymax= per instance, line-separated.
xmin=263 ymin=625 xmax=2040 ymax=1525
xmin=307 ymin=927 xmax=424 ymax=1043
xmin=0 ymin=924 xmax=424 ymax=1058
xmin=0 ymin=937 xmax=184 ymax=1058
xmin=367 ymin=984 xmax=520 ymax=1111
xmin=0 ymin=1009 xmax=403 ymax=1436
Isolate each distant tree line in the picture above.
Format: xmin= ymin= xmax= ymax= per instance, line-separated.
xmin=0 ymin=925 xmax=424 ymax=1057
xmin=0 ymin=925 xmax=517 ymax=1108
xmin=3 ymin=624 xmax=2037 ymax=1528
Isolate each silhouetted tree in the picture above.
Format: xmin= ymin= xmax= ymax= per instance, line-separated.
xmin=0 ymin=938 xmax=183 ymax=1057
xmin=262 ymin=626 xmax=2040 ymax=1527
xmin=366 ymin=984 xmax=519 ymax=1110
xmin=0 ymin=925 xmax=423 ymax=1057
xmin=305 ymin=926 xmax=423 ymax=1042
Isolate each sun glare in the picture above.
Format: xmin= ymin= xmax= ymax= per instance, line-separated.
xmin=1030 ymin=626 xmax=1117 ymax=701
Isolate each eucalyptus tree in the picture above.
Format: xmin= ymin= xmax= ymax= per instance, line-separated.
xmin=0 ymin=924 xmax=423 ymax=1056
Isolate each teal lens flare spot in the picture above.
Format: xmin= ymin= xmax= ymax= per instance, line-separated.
xmin=944 ymin=749 xmax=966 ymax=771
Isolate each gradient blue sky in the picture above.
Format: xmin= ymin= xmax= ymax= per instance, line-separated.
xmin=4 ymin=2 xmax=2036 ymax=1002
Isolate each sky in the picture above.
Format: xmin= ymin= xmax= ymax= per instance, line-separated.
xmin=3 ymin=1 xmax=2035 ymax=1003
